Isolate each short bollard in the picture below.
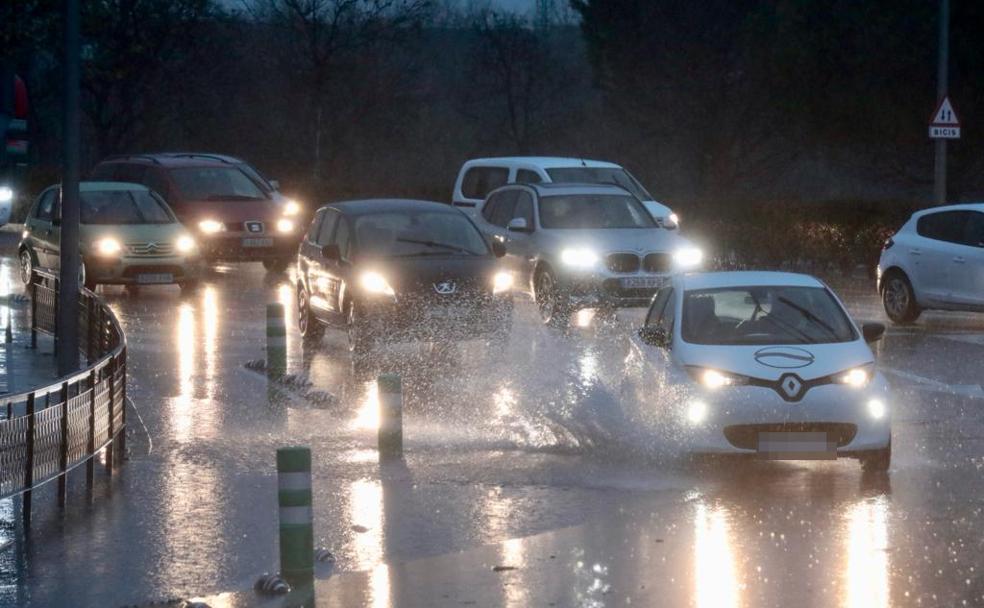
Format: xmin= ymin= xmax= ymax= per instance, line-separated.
xmin=277 ymin=447 xmax=314 ymax=587
xmin=377 ymin=374 xmax=403 ymax=459
xmin=266 ymin=303 xmax=287 ymax=381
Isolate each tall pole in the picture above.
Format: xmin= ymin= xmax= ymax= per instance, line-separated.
xmin=933 ymin=0 xmax=950 ymax=205
xmin=57 ymin=0 xmax=81 ymax=375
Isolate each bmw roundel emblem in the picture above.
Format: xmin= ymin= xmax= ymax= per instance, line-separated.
xmin=434 ymin=280 xmax=456 ymax=295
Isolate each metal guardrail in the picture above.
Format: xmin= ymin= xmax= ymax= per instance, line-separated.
xmin=0 ymin=269 xmax=126 ymax=522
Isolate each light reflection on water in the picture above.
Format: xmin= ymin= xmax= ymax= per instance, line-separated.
xmin=845 ymin=496 xmax=890 ymax=608
xmin=694 ymin=502 xmax=741 ymax=608
xmin=349 ymin=478 xmax=384 ymax=570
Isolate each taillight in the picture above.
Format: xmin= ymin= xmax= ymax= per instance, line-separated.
xmin=882 ymin=238 xmax=894 ymax=251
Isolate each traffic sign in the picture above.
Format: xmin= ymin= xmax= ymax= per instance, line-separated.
xmin=929 ymin=96 xmax=960 ymax=139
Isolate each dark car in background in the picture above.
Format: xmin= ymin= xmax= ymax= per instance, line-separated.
xmin=295 ymin=199 xmax=514 ymax=360
xmin=90 ymin=153 xmax=302 ymax=271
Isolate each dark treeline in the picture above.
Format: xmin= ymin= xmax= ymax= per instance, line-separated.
xmin=4 ymin=0 xmax=984 ymax=211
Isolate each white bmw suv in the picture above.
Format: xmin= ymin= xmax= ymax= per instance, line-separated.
xmin=878 ymin=204 xmax=984 ymax=323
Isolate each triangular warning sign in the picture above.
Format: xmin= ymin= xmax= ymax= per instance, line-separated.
xmin=931 ymin=97 xmax=960 ymax=126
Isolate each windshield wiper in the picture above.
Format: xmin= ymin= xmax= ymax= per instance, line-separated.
xmin=776 ymin=297 xmax=839 ymax=339
xmin=395 ymin=238 xmax=479 ymax=256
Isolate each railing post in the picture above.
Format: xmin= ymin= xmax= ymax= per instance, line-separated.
xmin=86 ymin=369 xmax=96 ymax=489
xmin=52 ymin=276 xmax=59 ymax=358
xmin=58 ymin=381 xmax=70 ymax=507
xmin=85 ymin=296 xmax=93 ymax=363
xmin=23 ymin=392 xmax=35 ymax=525
xmin=118 ymin=350 xmax=126 ymax=460
xmin=105 ymin=356 xmax=115 ymax=474
xmin=30 ymin=275 xmax=37 ymax=349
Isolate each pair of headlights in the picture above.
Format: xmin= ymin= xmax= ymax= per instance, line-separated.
xmin=92 ymin=236 xmax=197 ymax=257
xmin=690 ymin=365 xmax=873 ymax=390
xmin=559 ymin=246 xmax=704 ymax=269
xmin=199 ymin=218 xmax=296 ymax=234
xmin=359 ymin=271 xmax=514 ymax=296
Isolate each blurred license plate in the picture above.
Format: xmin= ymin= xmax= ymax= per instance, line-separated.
xmin=620 ymin=276 xmax=663 ymax=289
xmin=758 ymin=432 xmax=836 ymax=460
xmin=136 ymin=273 xmax=173 ymax=284
xmin=242 ymin=237 xmax=273 ymax=248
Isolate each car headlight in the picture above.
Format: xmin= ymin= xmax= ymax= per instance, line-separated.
xmin=283 ymin=200 xmax=302 ymax=216
xmin=835 ymin=365 xmax=873 ymax=388
xmin=0 ymin=186 xmax=13 ymax=203
xmin=492 ymin=271 xmax=513 ymax=294
xmin=175 ymin=235 xmax=196 ymax=253
xmin=199 ymin=219 xmax=225 ymax=234
xmin=276 ymin=218 xmax=295 ymax=233
xmin=560 ymin=248 xmax=598 ymax=268
xmin=94 ymin=237 xmax=122 ymax=257
xmin=673 ymin=246 xmax=703 ymax=269
xmin=688 ymin=367 xmax=748 ymax=389
xmin=360 ymin=271 xmax=395 ymax=296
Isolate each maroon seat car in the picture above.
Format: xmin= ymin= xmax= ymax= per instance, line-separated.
xmin=90 ymin=153 xmax=301 ymax=271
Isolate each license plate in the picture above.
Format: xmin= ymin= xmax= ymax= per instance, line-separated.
xmin=136 ymin=273 xmax=173 ymax=284
xmin=620 ymin=276 xmax=663 ymax=289
xmin=242 ymin=237 xmax=273 ymax=248
xmin=757 ymin=432 xmax=836 ymax=460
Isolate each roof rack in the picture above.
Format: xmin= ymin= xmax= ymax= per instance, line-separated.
xmin=102 ymin=154 xmax=162 ymax=165
xmin=163 ymin=153 xmax=237 ymax=164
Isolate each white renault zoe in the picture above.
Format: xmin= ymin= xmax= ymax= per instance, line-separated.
xmin=626 ymin=271 xmax=892 ymax=471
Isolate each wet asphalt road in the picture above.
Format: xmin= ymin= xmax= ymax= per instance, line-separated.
xmin=1 ymin=258 xmax=983 ymax=608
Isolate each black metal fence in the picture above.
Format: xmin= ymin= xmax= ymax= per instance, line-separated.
xmin=0 ymin=269 xmax=126 ymax=522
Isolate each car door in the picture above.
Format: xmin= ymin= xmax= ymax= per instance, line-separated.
xmin=950 ymin=210 xmax=984 ymax=307
xmin=25 ymin=188 xmax=58 ymax=268
xmin=635 ymin=287 xmax=676 ymax=400
xmin=480 ymin=189 xmax=518 ymax=243
xmin=298 ymin=208 xmax=325 ymax=295
xmin=912 ymin=211 xmax=965 ymax=305
xmin=307 ymin=209 xmax=339 ymax=322
xmin=326 ymin=216 xmax=352 ymax=321
xmin=503 ymin=190 xmax=537 ymax=287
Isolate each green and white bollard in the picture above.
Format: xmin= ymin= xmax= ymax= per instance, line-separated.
xmin=277 ymin=446 xmax=314 ymax=587
xmin=377 ymin=373 xmax=403 ymax=459
xmin=266 ymin=303 xmax=287 ymax=381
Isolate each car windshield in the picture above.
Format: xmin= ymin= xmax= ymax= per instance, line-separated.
xmin=355 ymin=211 xmax=489 ymax=257
xmin=681 ymin=285 xmax=857 ymax=345
xmin=169 ymin=167 xmax=267 ymax=201
xmin=546 ymin=167 xmax=653 ymax=201
xmin=81 ymin=190 xmax=174 ymax=225
xmin=236 ymin=163 xmax=274 ymax=193
xmin=539 ymin=194 xmax=656 ymax=229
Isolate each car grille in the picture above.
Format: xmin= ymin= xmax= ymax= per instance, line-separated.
xmin=723 ymin=423 xmax=858 ymax=450
xmin=606 ymin=253 xmax=640 ymax=273
xmin=127 ymin=242 xmax=174 ymax=256
xmin=643 ymin=253 xmax=673 ymax=273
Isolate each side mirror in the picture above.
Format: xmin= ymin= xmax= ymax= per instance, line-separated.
xmin=321 ymin=244 xmax=340 ymax=261
xmin=862 ymin=322 xmax=885 ymax=343
xmin=269 ymin=179 xmax=281 ymax=191
xmin=638 ymin=326 xmax=671 ymax=348
xmin=507 ymin=217 xmax=530 ymax=233
xmin=491 ymin=240 xmax=506 ymax=258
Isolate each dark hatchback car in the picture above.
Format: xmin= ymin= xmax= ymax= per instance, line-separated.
xmin=90 ymin=153 xmax=300 ymax=271
xmin=295 ymin=199 xmax=514 ymax=357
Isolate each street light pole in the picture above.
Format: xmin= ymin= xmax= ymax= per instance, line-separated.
xmin=57 ymin=0 xmax=81 ymax=375
xmin=933 ymin=0 xmax=950 ymax=205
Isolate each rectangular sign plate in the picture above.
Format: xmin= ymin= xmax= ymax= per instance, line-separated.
xmin=242 ymin=237 xmax=273 ymax=248
xmin=757 ymin=431 xmax=836 ymax=460
xmin=136 ymin=273 xmax=174 ymax=284
xmin=929 ymin=125 xmax=960 ymax=139
xmin=620 ymin=276 xmax=663 ymax=289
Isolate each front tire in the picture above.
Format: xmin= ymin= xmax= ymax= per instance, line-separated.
xmin=882 ymin=273 xmax=921 ymax=324
xmin=19 ymin=249 xmax=34 ymax=285
xmin=860 ymin=441 xmax=891 ymax=473
xmin=535 ymin=269 xmax=571 ymax=329
xmin=297 ymin=287 xmax=324 ymax=346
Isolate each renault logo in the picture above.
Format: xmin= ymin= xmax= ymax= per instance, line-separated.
xmin=778 ymin=373 xmax=805 ymax=400
xmin=434 ymin=280 xmax=456 ymax=295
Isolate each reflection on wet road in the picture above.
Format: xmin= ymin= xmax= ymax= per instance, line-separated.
xmin=2 ymin=262 xmax=984 ymax=607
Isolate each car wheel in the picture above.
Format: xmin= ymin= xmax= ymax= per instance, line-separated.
xmin=263 ymin=258 xmax=290 ymax=273
xmin=882 ymin=273 xmax=921 ymax=324
xmin=535 ymin=269 xmax=571 ymax=329
xmin=347 ymin=302 xmax=373 ymax=360
xmin=297 ymin=287 xmax=324 ymax=345
xmin=19 ymin=250 xmax=34 ymax=285
xmin=860 ymin=441 xmax=891 ymax=473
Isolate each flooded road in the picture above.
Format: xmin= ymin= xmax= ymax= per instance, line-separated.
xmin=2 ymin=261 xmax=983 ymax=607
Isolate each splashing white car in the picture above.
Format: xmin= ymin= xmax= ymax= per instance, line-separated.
xmin=625 ymin=271 xmax=892 ymax=471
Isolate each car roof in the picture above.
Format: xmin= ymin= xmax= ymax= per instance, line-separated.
xmin=911 ymin=202 xmax=984 ymax=217
xmin=61 ymin=181 xmax=151 ymax=192
xmin=499 ymin=182 xmax=632 ymax=197
xmin=465 ymin=157 xmax=622 ymax=170
xmin=323 ymin=199 xmax=457 ymax=216
xmin=98 ymin=153 xmax=234 ymax=168
xmin=678 ymin=271 xmax=826 ymax=291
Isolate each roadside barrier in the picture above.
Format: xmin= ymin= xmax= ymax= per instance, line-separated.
xmin=266 ymin=303 xmax=287 ymax=381
xmin=377 ymin=374 xmax=403 ymax=459
xmin=0 ymin=269 xmax=126 ymax=523
xmin=277 ymin=446 xmax=314 ymax=587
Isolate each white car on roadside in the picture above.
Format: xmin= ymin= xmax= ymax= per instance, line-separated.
xmin=625 ymin=271 xmax=892 ymax=471
xmin=878 ymin=203 xmax=984 ymax=324
xmin=452 ymin=157 xmax=678 ymax=228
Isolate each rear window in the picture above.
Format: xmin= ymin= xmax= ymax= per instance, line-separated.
xmin=461 ymin=167 xmax=509 ymax=200
xmin=81 ymin=190 xmax=174 ymax=225
xmin=169 ymin=167 xmax=267 ymax=201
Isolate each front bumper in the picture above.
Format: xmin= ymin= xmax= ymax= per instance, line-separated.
xmin=197 ymin=233 xmax=298 ymax=261
xmin=86 ymin=254 xmax=204 ymax=285
xmin=361 ymin=294 xmax=513 ymax=342
xmin=664 ymin=381 xmax=892 ymax=458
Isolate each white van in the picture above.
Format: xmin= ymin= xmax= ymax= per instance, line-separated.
xmin=451 ymin=157 xmax=677 ymax=229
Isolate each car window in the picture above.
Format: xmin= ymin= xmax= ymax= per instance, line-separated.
xmin=546 ymin=167 xmax=652 ymax=200
xmin=34 ymin=189 xmax=57 ymax=221
xmin=317 ymin=210 xmax=339 ymax=246
xmin=516 ymin=169 xmax=542 ymax=184
xmin=917 ymin=210 xmax=970 ymax=244
xmin=306 ymin=209 xmax=326 ymax=243
xmin=481 ymin=192 xmax=503 ymax=223
xmin=334 ymin=219 xmax=351 ymax=259
xmin=80 ymin=190 xmax=175 ymax=225
xmin=539 ymin=194 xmax=656 ymax=229
xmin=645 ymin=287 xmax=672 ymax=327
xmin=681 ymin=286 xmax=857 ymax=345
xmin=169 ymin=167 xmax=266 ymax=201
xmin=489 ymin=190 xmax=519 ymax=227
xmin=964 ymin=212 xmax=984 ymax=247
xmin=462 ymin=167 xmax=509 ymax=200
xmin=513 ymin=191 xmax=534 ymax=227
xmin=143 ymin=168 xmax=172 ymax=201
